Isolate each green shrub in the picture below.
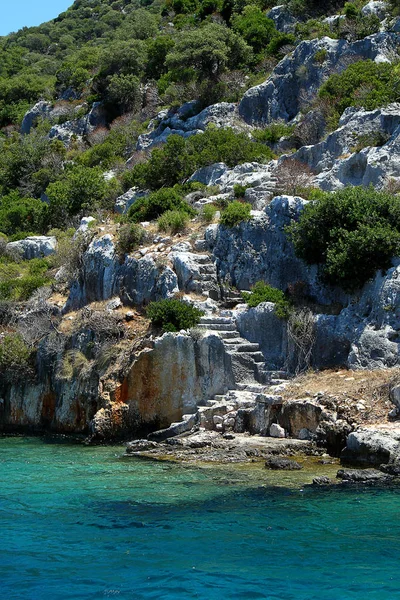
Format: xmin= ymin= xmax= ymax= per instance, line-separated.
xmin=242 ymin=281 xmax=291 ymax=319
xmin=128 ymin=129 xmax=273 ymax=191
xmin=318 ymin=60 xmax=400 ymax=126
xmin=252 ymin=121 xmax=295 ymax=145
xmin=200 ymin=204 xmax=218 ymax=223
xmin=0 ymin=192 xmax=48 ymax=237
xmin=266 ymin=32 xmax=296 ymax=55
xmin=117 ymin=223 xmax=146 ymax=256
xmin=128 ymin=188 xmax=194 ymax=222
xmin=0 ymin=333 xmax=34 ymax=382
xmin=158 ymin=210 xmax=190 ymax=233
xmin=314 ymin=48 xmax=327 ymax=63
xmin=220 ymin=201 xmax=251 ymax=227
xmin=287 ymin=186 xmax=400 ymax=291
xmin=147 ymin=299 xmax=204 ymax=332
xmin=352 ymin=131 xmax=390 ymax=153
xmin=233 ymin=183 xmax=249 ymax=198
xmin=343 ymin=2 xmax=360 ymax=18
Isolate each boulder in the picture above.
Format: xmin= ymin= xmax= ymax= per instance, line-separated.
xmin=265 ymin=457 xmax=302 ymax=470
xmin=361 ymin=1 xmax=387 ymax=20
xmin=239 ymin=33 xmax=399 ymax=125
xmin=74 ymin=216 xmax=95 ymax=237
xmin=21 ymin=101 xmax=52 ymax=135
xmin=269 ymin=423 xmax=286 ymax=438
xmin=341 ymin=427 xmax=400 ymax=465
xmin=279 ymin=400 xmax=322 ymax=437
xmin=6 ymin=236 xmax=57 ymax=260
xmin=390 ymin=385 xmax=400 ymax=410
xmin=114 ymin=188 xmax=148 ymax=214
xmin=336 ymin=468 xmax=393 ymax=484
xmin=267 ymin=5 xmax=297 ymax=33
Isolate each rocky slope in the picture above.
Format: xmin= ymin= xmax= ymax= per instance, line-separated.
xmin=1 ymin=3 xmax=400 ymax=471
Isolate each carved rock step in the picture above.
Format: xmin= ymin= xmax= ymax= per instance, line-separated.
xmin=228 ymin=350 xmax=265 ymax=363
xmin=197 ymin=322 xmax=237 ymax=331
xmin=199 ymin=316 xmax=234 ymax=325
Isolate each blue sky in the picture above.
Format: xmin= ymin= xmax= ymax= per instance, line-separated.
xmin=0 ymin=0 xmax=73 ymax=36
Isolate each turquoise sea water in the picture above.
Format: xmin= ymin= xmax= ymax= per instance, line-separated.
xmin=1 ymin=437 xmax=400 ymax=600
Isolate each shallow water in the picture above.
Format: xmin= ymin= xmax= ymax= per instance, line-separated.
xmin=1 ymin=437 xmax=399 ymax=600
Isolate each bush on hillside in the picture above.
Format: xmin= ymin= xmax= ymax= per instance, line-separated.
xmin=147 ymin=299 xmax=204 ymax=332
xmin=127 ymin=188 xmax=195 ymax=222
xmin=157 ymin=209 xmax=190 ymax=233
xmin=117 ymin=223 xmax=146 ymax=256
xmin=287 ymin=186 xmax=400 ymax=291
xmin=242 ymin=281 xmax=291 ymax=318
xmin=0 ymin=333 xmax=34 ymax=382
xmin=220 ymin=200 xmax=252 ymax=227
xmin=127 ymin=129 xmax=273 ymax=191
xmin=318 ymin=60 xmax=400 ymax=125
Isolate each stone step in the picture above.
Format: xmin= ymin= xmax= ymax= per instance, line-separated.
xmin=223 ymin=337 xmax=246 ymax=344
xmin=233 ymin=343 xmax=261 ymax=353
xmin=218 ymin=331 xmax=239 ymax=339
xmin=228 ymin=350 xmax=265 ymax=363
xmin=192 ymin=254 xmax=213 ymax=265
xmin=270 ymin=378 xmax=288 ymax=386
xmin=236 ymin=382 xmax=265 ymax=393
xmin=198 ymin=264 xmax=217 ymax=274
xmin=195 ymin=273 xmax=217 ymax=282
xmin=200 ymin=316 xmax=234 ymax=325
xmin=197 ymin=323 xmax=237 ymax=331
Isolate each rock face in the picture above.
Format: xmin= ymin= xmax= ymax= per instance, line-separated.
xmin=341 ymin=427 xmax=400 ymax=465
xmin=6 ymin=236 xmax=57 ymax=260
xmin=189 ymin=161 xmax=278 ymax=210
xmin=21 ymin=101 xmax=53 ymax=135
xmin=207 ymin=195 xmax=400 ymax=370
xmin=239 ymin=33 xmax=399 ymax=125
xmin=65 ymin=234 xmax=178 ymax=310
xmin=137 ymin=102 xmax=237 ymax=150
xmin=208 ymin=195 xmax=346 ymax=306
xmin=285 ymin=104 xmax=400 ymax=190
xmin=361 ymin=1 xmax=387 ymax=20
xmin=90 ymin=332 xmax=236 ymax=439
xmin=49 ymin=102 xmax=106 ymax=144
xmin=267 ymin=5 xmax=297 ymax=33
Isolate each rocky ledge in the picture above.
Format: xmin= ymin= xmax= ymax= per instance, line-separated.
xmin=126 ymin=430 xmax=318 ymax=463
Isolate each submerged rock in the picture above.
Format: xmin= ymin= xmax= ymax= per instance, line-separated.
xmin=336 ymin=468 xmax=393 ymax=484
xmin=265 ymin=457 xmax=303 ymax=470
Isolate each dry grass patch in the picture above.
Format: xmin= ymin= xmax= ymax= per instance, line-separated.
xmin=282 ymin=368 xmax=400 ymax=425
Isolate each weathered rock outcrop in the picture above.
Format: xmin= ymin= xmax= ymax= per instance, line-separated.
xmin=239 ymin=33 xmax=398 ymax=125
xmin=137 ymin=102 xmax=237 ymax=150
xmin=205 ymin=195 xmax=400 ymax=370
xmin=6 ymin=236 xmax=57 ymax=260
xmin=208 ymin=195 xmax=346 ymax=305
xmin=65 ymin=234 xmax=178 ymax=310
xmin=285 ymin=104 xmax=400 ymax=188
xmin=21 ymin=101 xmax=53 ymax=135
xmin=114 ymin=188 xmax=148 ymax=214
xmin=189 ymin=161 xmax=278 ymax=209
xmin=49 ymin=102 xmax=106 ymax=144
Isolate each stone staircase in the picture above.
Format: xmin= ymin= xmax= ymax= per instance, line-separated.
xmin=197 ymin=314 xmax=288 ymax=389
xmin=173 ymin=252 xmax=220 ymax=299
xmin=194 ymin=312 xmax=290 ymax=433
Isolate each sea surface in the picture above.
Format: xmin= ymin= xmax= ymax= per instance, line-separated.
xmin=1 ymin=436 xmax=399 ymax=600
